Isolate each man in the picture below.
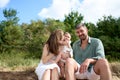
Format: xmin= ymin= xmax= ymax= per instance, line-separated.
xmin=65 ymin=23 xmax=111 ymax=80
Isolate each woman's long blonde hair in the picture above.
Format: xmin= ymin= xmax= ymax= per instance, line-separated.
xmin=46 ymin=29 xmax=64 ymax=55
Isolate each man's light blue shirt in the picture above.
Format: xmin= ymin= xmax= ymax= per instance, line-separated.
xmin=73 ymin=37 xmax=105 ymax=71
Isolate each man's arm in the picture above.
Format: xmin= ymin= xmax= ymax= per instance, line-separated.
xmin=92 ymin=39 xmax=105 ymax=60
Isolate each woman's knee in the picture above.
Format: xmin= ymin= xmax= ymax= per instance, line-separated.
xmin=42 ymin=69 xmax=51 ymax=79
xmin=53 ymin=67 xmax=58 ymax=70
xmin=45 ymin=69 xmax=51 ymax=74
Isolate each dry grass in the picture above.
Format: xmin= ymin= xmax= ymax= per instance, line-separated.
xmin=0 ymin=62 xmax=120 ymax=80
xmin=110 ymin=62 xmax=120 ymax=78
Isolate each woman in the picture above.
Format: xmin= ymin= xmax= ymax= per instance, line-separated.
xmin=35 ymin=29 xmax=65 ymax=80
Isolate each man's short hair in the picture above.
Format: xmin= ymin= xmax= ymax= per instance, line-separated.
xmin=75 ymin=23 xmax=86 ymax=29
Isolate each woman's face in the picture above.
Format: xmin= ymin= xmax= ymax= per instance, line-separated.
xmin=58 ymin=33 xmax=68 ymax=45
xmin=59 ymin=35 xmax=65 ymax=44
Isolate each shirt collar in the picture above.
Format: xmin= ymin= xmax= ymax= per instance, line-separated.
xmin=88 ymin=37 xmax=91 ymax=43
xmin=78 ymin=36 xmax=91 ymax=45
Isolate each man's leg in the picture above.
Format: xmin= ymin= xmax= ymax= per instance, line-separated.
xmin=93 ymin=59 xmax=112 ymax=80
xmin=42 ymin=69 xmax=51 ymax=80
xmin=51 ymin=67 xmax=59 ymax=80
xmin=65 ymin=58 xmax=78 ymax=80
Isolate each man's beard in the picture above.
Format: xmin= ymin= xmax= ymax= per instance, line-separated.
xmin=79 ymin=35 xmax=87 ymax=40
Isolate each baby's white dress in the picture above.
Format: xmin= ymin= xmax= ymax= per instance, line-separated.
xmin=63 ymin=46 xmax=73 ymax=57
xmin=35 ymin=60 xmax=60 ymax=80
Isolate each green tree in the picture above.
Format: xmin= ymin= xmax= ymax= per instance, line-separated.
xmin=64 ymin=11 xmax=84 ymax=43
xmin=0 ymin=8 xmax=20 ymax=52
xmin=97 ymin=16 xmax=120 ymax=60
xmin=97 ymin=16 xmax=118 ymax=37
xmin=44 ymin=18 xmax=66 ymax=32
xmin=21 ymin=20 xmax=49 ymax=58
xmin=64 ymin=11 xmax=83 ymax=30
xmin=85 ymin=22 xmax=97 ymax=37
xmin=2 ymin=8 xmax=19 ymax=26
xmin=116 ymin=17 xmax=120 ymax=38
xmin=2 ymin=26 xmax=23 ymax=45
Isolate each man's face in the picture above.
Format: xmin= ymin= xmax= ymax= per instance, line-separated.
xmin=75 ymin=26 xmax=88 ymax=40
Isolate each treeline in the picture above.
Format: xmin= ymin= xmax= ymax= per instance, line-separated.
xmin=0 ymin=8 xmax=120 ymax=61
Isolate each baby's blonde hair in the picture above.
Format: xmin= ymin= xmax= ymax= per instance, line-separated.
xmin=64 ymin=32 xmax=71 ymax=39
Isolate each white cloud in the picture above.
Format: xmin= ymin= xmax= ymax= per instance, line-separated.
xmin=38 ymin=0 xmax=120 ymax=24
xmin=79 ymin=0 xmax=120 ymax=24
xmin=38 ymin=0 xmax=80 ymax=20
xmin=0 ymin=0 xmax=10 ymax=8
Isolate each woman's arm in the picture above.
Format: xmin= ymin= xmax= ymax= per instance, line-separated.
xmin=54 ymin=52 xmax=62 ymax=63
xmin=41 ymin=44 xmax=54 ymax=64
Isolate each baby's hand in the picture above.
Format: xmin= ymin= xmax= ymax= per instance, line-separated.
xmin=62 ymin=53 xmax=69 ymax=60
xmin=61 ymin=53 xmax=66 ymax=59
xmin=48 ymin=59 xmax=55 ymax=63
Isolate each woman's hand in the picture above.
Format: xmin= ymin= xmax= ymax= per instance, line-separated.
xmin=54 ymin=52 xmax=63 ymax=63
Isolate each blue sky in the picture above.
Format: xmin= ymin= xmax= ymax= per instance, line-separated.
xmin=0 ymin=0 xmax=120 ymax=24
xmin=0 ymin=0 xmax=52 ymax=24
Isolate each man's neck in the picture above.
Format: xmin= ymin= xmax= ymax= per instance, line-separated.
xmin=81 ymin=36 xmax=89 ymax=44
xmin=80 ymin=36 xmax=89 ymax=49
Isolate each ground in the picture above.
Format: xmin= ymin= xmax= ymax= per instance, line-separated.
xmin=0 ymin=63 xmax=120 ymax=80
xmin=0 ymin=71 xmax=120 ymax=80
xmin=0 ymin=70 xmax=38 ymax=80
xmin=0 ymin=70 xmax=120 ymax=80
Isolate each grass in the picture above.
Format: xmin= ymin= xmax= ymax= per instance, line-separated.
xmin=0 ymin=50 xmax=120 ymax=76
xmin=110 ymin=62 xmax=120 ymax=78
xmin=0 ymin=50 xmax=120 ymax=80
xmin=0 ymin=50 xmax=40 ymax=71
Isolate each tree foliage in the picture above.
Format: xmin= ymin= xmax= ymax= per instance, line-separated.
xmin=97 ymin=16 xmax=119 ymax=38
xmin=64 ymin=11 xmax=84 ymax=43
xmin=97 ymin=16 xmax=120 ymax=60
xmin=0 ymin=8 xmax=20 ymax=52
xmin=2 ymin=8 xmax=19 ymax=26
xmin=0 ymin=9 xmax=120 ymax=61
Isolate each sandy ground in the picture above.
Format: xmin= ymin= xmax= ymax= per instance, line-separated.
xmin=0 ymin=62 xmax=120 ymax=80
xmin=0 ymin=70 xmax=120 ymax=80
xmin=0 ymin=70 xmax=38 ymax=80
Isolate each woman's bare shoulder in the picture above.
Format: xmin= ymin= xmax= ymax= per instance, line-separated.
xmin=44 ymin=44 xmax=49 ymax=48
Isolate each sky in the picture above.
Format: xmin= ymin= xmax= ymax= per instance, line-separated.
xmin=0 ymin=0 xmax=120 ymax=24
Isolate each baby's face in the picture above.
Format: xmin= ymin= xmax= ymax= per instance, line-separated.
xmin=59 ymin=33 xmax=71 ymax=45
xmin=64 ymin=34 xmax=71 ymax=41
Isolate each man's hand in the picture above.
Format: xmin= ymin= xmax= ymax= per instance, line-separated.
xmin=79 ymin=58 xmax=97 ymax=73
xmin=79 ymin=59 xmax=90 ymax=73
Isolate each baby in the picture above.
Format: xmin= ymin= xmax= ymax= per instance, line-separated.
xmin=59 ymin=32 xmax=73 ymax=78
